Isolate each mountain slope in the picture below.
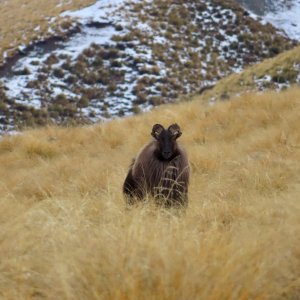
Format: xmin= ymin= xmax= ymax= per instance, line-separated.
xmin=201 ymin=44 xmax=300 ymax=102
xmin=0 ymin=86 xmax=300 ymax=299
xmin=0 ymin=0 xmax=94 ymax=66
xmin=0 ymin=0 xmax=297 ymax=132
xmin=236 ymin=0 xmax=300 ymax=40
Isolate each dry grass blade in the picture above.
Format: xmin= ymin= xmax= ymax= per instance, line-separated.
xmin=0 ymin=0 xmax=95 ymax=65
xmin=0 ymin=87 xmax=300 ymax=299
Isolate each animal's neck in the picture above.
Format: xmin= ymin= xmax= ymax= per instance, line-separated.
xmin=155 ymin=150 xmax=181 ymax=162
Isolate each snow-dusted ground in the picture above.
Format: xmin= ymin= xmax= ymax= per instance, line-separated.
xmin=61 ymin=0 xmax=138 ymax=58
xmin=2 ymin=0 xmax=141 ymax=115
xmin=0 ymin=0 xmax=298 ymax=134
xmin=263 ymin=1 xmax=300 ymax=41
xmin=245 ymin=0 xmax=300 ymax=41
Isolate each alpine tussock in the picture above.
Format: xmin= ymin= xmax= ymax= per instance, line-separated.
xmin=0 ymin=87 xmax=300 ymax=299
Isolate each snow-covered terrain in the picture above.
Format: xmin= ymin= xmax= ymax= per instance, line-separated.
xmin=263 ymin=1 xmax=300 ymax=41
xmin=2 ymin=0 xmax=140 ymax=117
xmin=0 ymin=0 xmax=298 ymax=133
xmin=238 ymin=0 xmax=300 ymax=41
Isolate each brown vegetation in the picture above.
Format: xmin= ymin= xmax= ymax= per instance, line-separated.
xmin=0 ymin=0 xmax=95 ymax=65
xmin=0 ymin=87 xmax=300 ymax=299
xmin=1 ymin=0 xmax=298 ymax=129
xmin=202 ymin=45 xmax=300 ymax=102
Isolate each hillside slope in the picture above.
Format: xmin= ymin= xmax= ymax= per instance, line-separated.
xmin=0 ymin=0 xmax=94 ymax=66
xmin=0 ymin=87 xmax=300 ymax=299
xmin=202 ymin=44 xmax=300 ymax=103
xmin=0 ymin=0 xmax=297 ymax=131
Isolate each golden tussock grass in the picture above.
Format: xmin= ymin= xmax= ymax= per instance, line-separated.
xmin=0 ymin=0 xmax=95 ymax=65
xmin=1 ymin=87 xmax=300 ymax=299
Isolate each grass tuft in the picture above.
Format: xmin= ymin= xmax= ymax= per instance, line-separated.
xmin=1 ymin=87 xmax=300 ymax=298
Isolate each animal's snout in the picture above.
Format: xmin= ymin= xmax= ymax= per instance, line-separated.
xmin=162 ymin=151 xmax=172 ymax=159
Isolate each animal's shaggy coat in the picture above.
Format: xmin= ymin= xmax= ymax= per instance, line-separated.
xmin=123 ymin=124 xmax=189 ymax=207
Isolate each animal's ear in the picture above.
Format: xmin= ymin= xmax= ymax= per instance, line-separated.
xmin=151 ymin=124 xmax=164 ymax=139
xmin=168 ymin=123 xmax=182 ymax=139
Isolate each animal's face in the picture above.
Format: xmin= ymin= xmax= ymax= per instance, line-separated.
xmin=151 ymin=123 xmax=182 ymax=160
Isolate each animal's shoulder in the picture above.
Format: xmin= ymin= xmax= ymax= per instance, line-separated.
xmin=136 ymin=141 xmax=157 ymax=160
xmin=131 ymin=141 xmax=158 ymax=176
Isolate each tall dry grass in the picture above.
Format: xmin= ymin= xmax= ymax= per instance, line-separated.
xmin=1 ymin=87 xmax=300 ymax=299
xmin=0 ymin=0 xmax=95 ymax=65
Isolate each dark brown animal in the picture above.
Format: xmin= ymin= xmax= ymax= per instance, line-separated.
xmin=123 ymin=123 xmax=189 ymax=207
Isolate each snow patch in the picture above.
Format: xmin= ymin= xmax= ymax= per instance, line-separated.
xmin=246 ymin=0 xmax=300 ymax=41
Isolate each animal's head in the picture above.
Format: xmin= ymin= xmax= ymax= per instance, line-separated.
xmin=151 ymin=123 xmax=182 ymax=160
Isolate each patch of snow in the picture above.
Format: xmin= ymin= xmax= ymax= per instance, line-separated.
xmin=59 ymin=25 xmax=117 ymax=59
xmin=2 ymin=0 xmax=143 ymax=117
xmin=0 ymin=129 xmax=20 ymax=138
xmin=61 ymin=0 xmax=129 ymax=23
xmin=263 ymin=1 xmax=300 ymax=40
xmin=293 ymin=63 xmax=300 ymax=83
xmin=153 ymin=36 xmax=167 ymax=44
xmin=18 ymin=44 xmax=27 ymax=53
xmin=245 ymin=0 xmax=300 ymax=41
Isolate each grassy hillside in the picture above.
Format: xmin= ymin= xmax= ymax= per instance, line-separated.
xmin=1 ymin=86 xmax=300 ymax=299
xmin=0 ymin=0 xmax=94 ymax=66
xmin=202 ymin=44 xmax=300 ymax=102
